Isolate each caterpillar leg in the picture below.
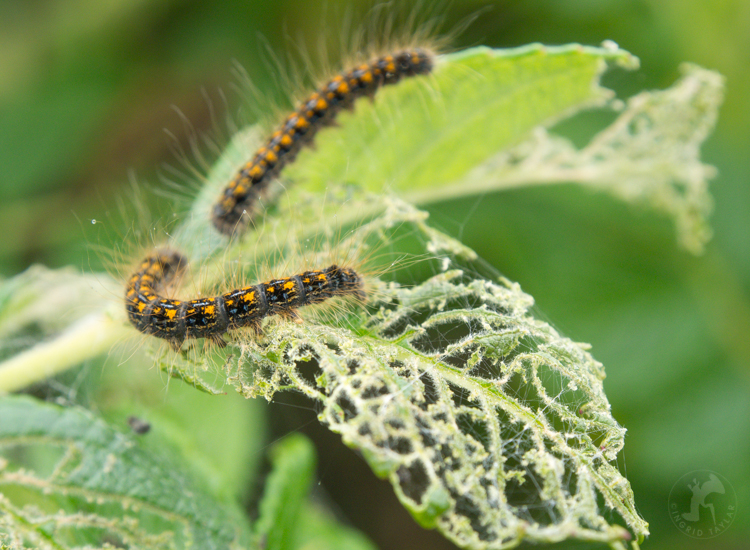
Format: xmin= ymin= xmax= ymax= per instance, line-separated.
xmin=168 ymin=338 xmax=185 ymax=353
xmin=247 ymin=320 xmax=264 ymax=338
xmin=278 ymin=309 xmax=303 ymax=324
xmin=208 ymin=334 xmax=228 ymax=348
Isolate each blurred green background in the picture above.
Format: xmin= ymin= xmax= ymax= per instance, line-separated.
xmin=1 ymin=1 xmax=747 ymax=549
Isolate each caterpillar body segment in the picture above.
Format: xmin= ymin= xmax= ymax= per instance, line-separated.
xmin=211 ymin=48 xmax=434 ymax=235
xmin=125 ymin=250 xmax=365 ymax=350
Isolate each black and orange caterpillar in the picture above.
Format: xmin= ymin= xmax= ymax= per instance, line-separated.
xmin=211 ymin=48 xmax=434 ymax=235
xmin=125 ymin=250 xmax=365 ymax=350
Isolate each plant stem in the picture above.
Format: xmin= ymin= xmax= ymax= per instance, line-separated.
xmin=0 ymin=313 xmax=129 ymax=393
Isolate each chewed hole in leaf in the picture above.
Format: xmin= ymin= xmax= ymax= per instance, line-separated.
xmin=446 ymin=382 xmax=481 ymax=411
xmin=361 ymin=384 xmax=390 ymax=399
xmin=387 ymin=436 xmax=413 ymax=455
xmin=450 ymin=487 xmax=494 ymax=542
xmin=293 ymin=352 xmax=323 ymax=390
xmin=417 ymin=372 xmax=441 ymax=409
xmin=333 ymin=391 xmax=359 ymax=422
xmin=441 ymin=343 xmax=480 ymax=370
xmin=397 ymin=459 xmax=430 ymax=504
xmin=410 ymin=319 xmax=479 ymax=353
xmin=456 ymin=414 xmax=492 ymax=453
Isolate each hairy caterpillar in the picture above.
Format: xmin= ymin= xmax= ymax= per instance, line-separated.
xmin=125 ymin=249 xmax=365 ymax=351
xmin=211 ymin=48 xmax=434 ymax=236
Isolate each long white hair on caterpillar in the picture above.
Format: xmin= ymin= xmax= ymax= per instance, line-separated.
xmin=210 ymin=0 xmax=488 ymax=237
xmin=147 ymin=1 xmax=481 ymax=243
xmin=137 ymin=185 xmax=438 ymax=350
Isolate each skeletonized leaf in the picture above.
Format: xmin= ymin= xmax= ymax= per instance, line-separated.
xmin=207 ymin=196 xmax=649 ymax=549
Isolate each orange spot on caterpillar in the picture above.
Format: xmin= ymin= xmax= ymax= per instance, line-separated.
xmin=211 ymin=48 xmax=434 ymax=236
xmin=125 ymin=250 xmax=365 ymax=351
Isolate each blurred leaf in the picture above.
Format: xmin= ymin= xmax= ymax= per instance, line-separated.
xmin=0 ymin=266 xmax=126 ymax=392
xmin=97 ymin=371 xmax=268 ymax=504
xmin=292 ymin=503 xmax=378 ymax=550
xmin=253 ymin=434 xmax=316 ymax=550
xmin=0 ymin=395 xmax=254 ymax=549
xmin=0 ymin=265 xmax=117 ymax=340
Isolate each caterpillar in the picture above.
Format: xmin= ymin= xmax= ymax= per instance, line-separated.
xmin=211 ymin=48 xmax=434 ymax=235
xmin=125 ymin=250 xmax=365 ymax=350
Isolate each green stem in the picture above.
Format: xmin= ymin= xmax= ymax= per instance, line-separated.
xmin=0 ymin=312 xmax=129 ymax=393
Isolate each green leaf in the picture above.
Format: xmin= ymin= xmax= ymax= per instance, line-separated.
xmin=284 ymin=44 xmax=638 ymax=198
xmin=253 ymin=434 xmax=316 ymax=550
xmin=0 ymin=395 xmax=254 ymax=549
xmin=0 ymin=265 xmax=118 ymax=342
xmin=0 ymin=265 xmax=127 ymax=392
xmin=291 ymin=503 xmax=378 ymax=550
xmin=97 ymin=375 xmax=268 ymax=504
